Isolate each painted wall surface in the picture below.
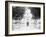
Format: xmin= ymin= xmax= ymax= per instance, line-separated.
xmin=0 ymin=0 xmax=46 ymax=37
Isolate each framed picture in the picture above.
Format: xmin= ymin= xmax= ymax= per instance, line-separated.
xmin=5 ymin=1 xmax=45 ymax=36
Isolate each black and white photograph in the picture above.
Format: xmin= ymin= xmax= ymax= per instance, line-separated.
xmin=12 ymin=7 xmax=41 ymax=32
xmin=5 ymin=1 xmax=45 ymax=36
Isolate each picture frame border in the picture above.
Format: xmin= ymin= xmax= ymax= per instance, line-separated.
xmin=5 ymin=1 xmax=45 ymax=36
